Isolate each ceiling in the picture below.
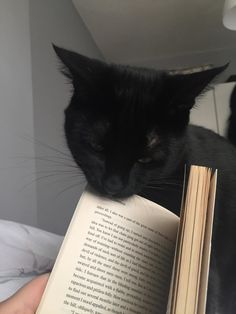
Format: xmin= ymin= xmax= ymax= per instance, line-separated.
xmin=72 ymin=0 xmax=236 ymax=65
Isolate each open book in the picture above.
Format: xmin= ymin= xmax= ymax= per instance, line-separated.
xmin=36 ymin=165 xmax=217 ymax=314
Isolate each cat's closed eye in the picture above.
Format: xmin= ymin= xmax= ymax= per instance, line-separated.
xmin=89 ymin=142 xmax=104 ymax=153
xmin=147 ymin=132 xmax=160 ymax=149
xmin=137 ymin=132 xmax=161 ymax=164
xmin=138 ymin=157 xmax=152 ymax=164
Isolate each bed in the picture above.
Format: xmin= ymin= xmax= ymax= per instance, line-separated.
xmin=0 ymin=219 xmax=63 ymax=301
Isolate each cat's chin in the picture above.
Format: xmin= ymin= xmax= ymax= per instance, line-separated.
xmin=99 ymin=188 xmax=137 ymax=199
xmin=87 ymin=181 xmax=141 ymax=199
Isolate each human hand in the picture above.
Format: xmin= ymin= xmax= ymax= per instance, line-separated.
xmin=0 ymin=273 xmax=49 ymax=314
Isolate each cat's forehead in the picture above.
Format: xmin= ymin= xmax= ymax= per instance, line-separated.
xmin=113 ymin=65 xmax=164 ymax=95
xmin=114 ymin=64 xmax=162 ymax=81
xmin=91 ymin=116 xmax=159 ymax=147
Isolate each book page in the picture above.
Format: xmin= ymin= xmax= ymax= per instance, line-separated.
xmin=37 ymin=188 xmax=179 ymax=314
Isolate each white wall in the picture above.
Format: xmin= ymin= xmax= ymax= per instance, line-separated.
xmin=72 ymin=0 xmax=236 ymax=67
xmin=29 ymin=0 xmax=104 ymax=235
xmin=0 ymin=0 xmax=37 ymax=226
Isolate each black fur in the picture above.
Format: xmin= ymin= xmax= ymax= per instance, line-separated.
xmin=54 ymin=45 xmax=236 ymax=313
xmin=228 ymin=84 xmax=236 ymax=146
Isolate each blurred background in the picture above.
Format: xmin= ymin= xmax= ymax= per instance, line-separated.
xmin=0 ymin=0 xmax=235 ymax=235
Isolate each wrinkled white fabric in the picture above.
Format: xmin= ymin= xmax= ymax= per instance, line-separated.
xmin=0 ymin=219 xmax=63 ymax=301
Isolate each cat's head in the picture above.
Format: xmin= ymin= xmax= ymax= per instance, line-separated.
xmin=54 ymin=45 xmax=226 ymax=197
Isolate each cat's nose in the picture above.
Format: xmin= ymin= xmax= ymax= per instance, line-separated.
xmin=102 ymin=175 xmax=124 ymax=196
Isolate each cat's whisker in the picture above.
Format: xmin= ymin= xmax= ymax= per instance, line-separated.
xmin=19 ymin=174 xmax=70 ymax=191
xmin=32 ymin=169 xmax=78 ymax=174
xmin=55 ymin=181 xmax=86 ymax=199
xmin=148 ymin=177 xmax=182 ymax=183
xmin=20 ymin=134 xmax=71 ymax=158
xmin=13 ymin=154 xmax=74 ymax=164
xmin=144 ymin=186 xmax=172 ymax=192
xmin=14 ymin=155 xmax=76 ymax=167
xmin=146 ymin=186 xmax=182 ymax=192
xmin=23 ymin=169 xmax=85 ymax=179
xmin=18 ymin=156 xmax=79 ymax=171
xmin=147 ymin=181 xmax=182 ymax=187
xmin=20 ymin=171 xmax=85 ymax=191
xmin=40 ymin=175 xmax=86 ymax=187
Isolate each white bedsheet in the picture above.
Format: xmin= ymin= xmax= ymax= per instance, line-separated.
xmin=0 ymin=219 xmax=63 ymax=301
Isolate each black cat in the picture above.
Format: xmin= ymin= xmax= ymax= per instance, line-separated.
xmin=54 ymin=45 xmax=236 ymax=313
xmin=228 ymin=84 xmax=236 ymax=146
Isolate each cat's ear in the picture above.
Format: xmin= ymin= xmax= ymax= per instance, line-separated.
xmin=52 ymin=45 xmax=107 ymax=87
xmin=166 ymin=64 xmax=228 ymax=110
